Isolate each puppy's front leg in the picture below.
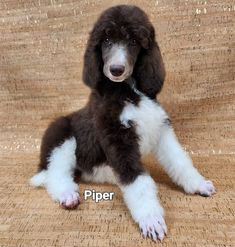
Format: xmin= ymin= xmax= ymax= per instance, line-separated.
xmin=154 ymin=123 xmax=216 ymax=196
xmin=120 ymin=174 xmax=167 ymax=241
xmin=99 ymin=128 xmax=167 ymax=241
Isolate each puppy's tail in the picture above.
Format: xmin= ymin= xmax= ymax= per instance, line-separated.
xmin=29 ymin=170 xmax=47 ymax=187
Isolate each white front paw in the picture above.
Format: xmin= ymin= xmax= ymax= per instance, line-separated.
xmin=139 ymin=214 xmax=167 ymax=242
xmin=196 ymin=180 xmax=216 ymax=197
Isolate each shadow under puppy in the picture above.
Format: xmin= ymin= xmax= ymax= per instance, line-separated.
xmin=30 ymin=5 xmax=216 ymax=242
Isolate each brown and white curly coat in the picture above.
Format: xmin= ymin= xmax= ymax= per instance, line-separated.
xmin=30 ymin=5 xmax=216 ymax=242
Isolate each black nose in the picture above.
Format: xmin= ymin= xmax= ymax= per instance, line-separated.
xmin=110 ymin=65 xmax=125 ymax=77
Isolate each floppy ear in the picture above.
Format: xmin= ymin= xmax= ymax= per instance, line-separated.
xmin=133 ymin=40 xmax=165 ymax=99
xmin=82 ymin=37 xmax=103 ymax=88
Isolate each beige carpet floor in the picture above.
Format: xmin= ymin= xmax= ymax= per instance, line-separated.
xmin=0 ymin=0 xmax=234 ymax=246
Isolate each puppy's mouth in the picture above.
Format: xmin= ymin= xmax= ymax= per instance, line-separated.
xmin=108 ymin=74 xmax=128 ymax=82
xmin=103 ymin=66 xmax=132 ymax=82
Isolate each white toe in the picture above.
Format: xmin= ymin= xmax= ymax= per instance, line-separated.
xmin=139 ymin=215 xmax=167 ymax=242
xmin=197 ymin=180 xmax=216 ymax=197
xmin=59 ymin=191 xmax=80 ymax=209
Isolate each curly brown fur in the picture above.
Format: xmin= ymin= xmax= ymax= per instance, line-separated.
xmin=38 ymin=5 xmax=165 ymax=184
xmin=31 ymin=6 xmax=216 ymax=242
xmin=83 ymin=5 xmax=165 ymax=98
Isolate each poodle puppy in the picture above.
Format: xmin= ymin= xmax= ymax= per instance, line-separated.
xmin=30 ymin=5 xmax=216 ymax=242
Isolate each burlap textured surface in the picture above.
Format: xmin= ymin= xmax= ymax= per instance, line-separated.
xmin=0 ymin=0 xmax=234 ymax=246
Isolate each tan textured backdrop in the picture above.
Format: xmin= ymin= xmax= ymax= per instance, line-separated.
xmin=0 ymin=0 xmax=234 ymax=246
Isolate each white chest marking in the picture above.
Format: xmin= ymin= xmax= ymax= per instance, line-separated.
xmin=120 ymin=96 xmax=168 ymax=155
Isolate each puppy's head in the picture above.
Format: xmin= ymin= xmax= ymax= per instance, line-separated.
xmin=101 ymin=22 xmax=148 ymax=82
xmin=83 ymin=5 xmax=165 ymax=98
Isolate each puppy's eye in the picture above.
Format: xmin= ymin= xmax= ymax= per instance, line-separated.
xmin=104 ymin=38 xmax=112 ymax=45
xmin=104 ymin=38 xmax=112 ymax=46
xmin=130 ymin=39 xmax=137 ymax=46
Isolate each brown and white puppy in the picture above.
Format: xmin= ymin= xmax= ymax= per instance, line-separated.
xmin=30 ymin=5 xmax=216 ymax=242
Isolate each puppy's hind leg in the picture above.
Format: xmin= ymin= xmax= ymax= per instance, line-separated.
xmin=31 ymin=137 xmax=80 ymax=209
xmin=30 ymin=117 xmax=80 ymax=209
xmin=45 ymin=137 xmax=80 ymax=209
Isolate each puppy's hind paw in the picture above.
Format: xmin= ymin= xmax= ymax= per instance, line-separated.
xmin=59 ymin=191 xmax=80 ymax=209
xmin=139 ymin=215 xmax=167 ymax=242
xmin=196 ymin=180 xmax=216 ymax=197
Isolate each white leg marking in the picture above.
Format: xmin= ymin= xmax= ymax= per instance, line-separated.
xmin=120 ymin=96 xmax=216 ymax=196
xmin=81 ymin=165 xmax=118 ymax=184
xmin=155 ymin=125 xmax=216 ymax=195
xmin=30 ymin=170 xmax=47 ymax=187
xmin=46 ymin=137 xmax=80 ymax=208
xmin=120 ymin=174 xmax=167 ymax=242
